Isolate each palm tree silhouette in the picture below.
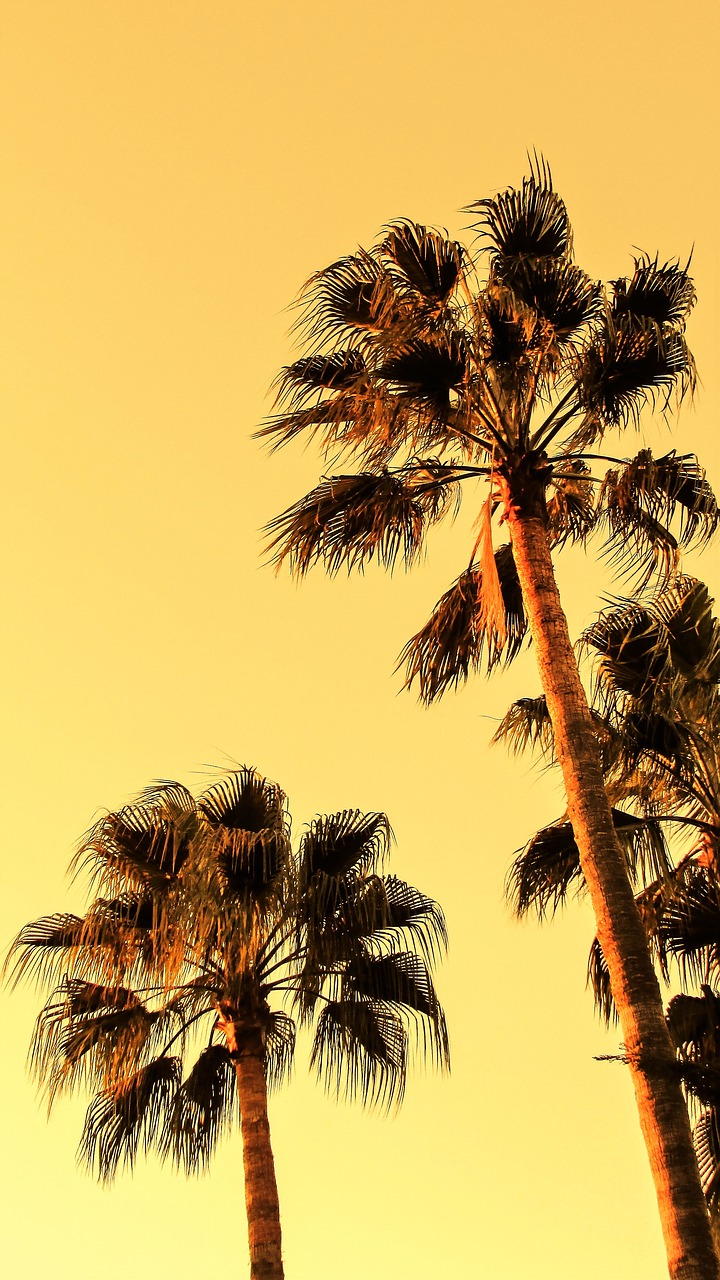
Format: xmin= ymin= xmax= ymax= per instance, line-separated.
xmin=260 ymin=159 xmax=719 ymax=1275
xmin=6 ymin=767 xmax=449 ymax=1280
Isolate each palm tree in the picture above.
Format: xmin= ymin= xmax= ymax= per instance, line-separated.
xmin=6 ymin=767 xmax=449 ymax=1280
xmin=259 ymin=160 xmax=719 ymax=1276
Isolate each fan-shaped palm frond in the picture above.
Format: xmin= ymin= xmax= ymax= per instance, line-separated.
xmin=468 ymin=160 xmax=572 ymax=262
xmin=297 ymin=250 xmax=407 ymax=349
xmin=494 ymin=256 xmax=601 ymax=343
xmin=381 ymin=221 xmax=465 ymax=304
xmin=577 ymin=317 xmax=695 ymax=435
xmin=612 ymin=254 xmax=696 ymax=330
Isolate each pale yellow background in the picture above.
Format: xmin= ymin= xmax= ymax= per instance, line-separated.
xmin=1 ymin=3 xmax=719 ymax=1278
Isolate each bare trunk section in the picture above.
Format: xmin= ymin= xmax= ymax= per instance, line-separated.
xmin=220 ymin=1015 xmax=284 ymax=1280
xmin=502 ymin=476 xmax=719 ymax=1280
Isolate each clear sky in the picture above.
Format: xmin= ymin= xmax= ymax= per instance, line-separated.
xmin=1 ymin=3 xmax=719 ymax=1278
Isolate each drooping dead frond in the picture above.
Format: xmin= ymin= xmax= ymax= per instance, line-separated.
xmin=264 ymin=1011 xmax=297 ymax=1092
xmin=401 ymin=541 xmax=527 ymax=702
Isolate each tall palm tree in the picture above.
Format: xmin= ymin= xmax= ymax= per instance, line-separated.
xmin=6 ymin=767 xmax=449 ymax=1280
xmin=260 ymin=160 xmax=719 ymax=1276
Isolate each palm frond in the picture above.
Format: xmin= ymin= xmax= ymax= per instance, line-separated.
xmin=577 ymin=316 xmax=695 ymax=436
xmin=494 ymin=256 xmax=601 ymax=342
xmin=401 ymin=541 xmax=527 ymax=702
xmin=506 ymin=819 xmax=583 ymax=919
xmin=582 ymin=600 xmax=669 ymax=699
xmin=265 ymin=467 xmax=456 ymax=577
xmin=377 ymin=333 xmax=468 ymax=413
xmin=381 ymin=221 xmax=465 ymax=303
xmin=369 ymin=876 xmax=449 ymax=967
xmin=264 ymin=1010 xmax=297 ymax=1091
xmin=587 ymin=936 xmax=616 ymax=1025
xmin=508 ymin=810 xmax=672 ymax=920
xmin=296 ymin=250 xmax=407 ymax=349
xmin=340 ymin=952 xmax=443 ymax=1029
xmin=693 ymin=1109 xmax=720 ymax=1207
xmin=76 ymin=804 xmax=191 ymax=891
xmin=300 ymin=810 xmax=391 ymax=879
xmin=199 ymin=768 xmax=287 ymax=834
xmin=79 ymin=1056 xmax=182 ymax=1181
xmin=4 ymin=914 xmax=86 ymax=989
xmin=658 ymin=868 xmax=720 ymax=986
xmin=311 ymin=999 xmax=407 ymax=1109
xmin=32 ymin=987 xmax=161 ymax=1105
xmin=468 ymin=160 xmax=572 ymax=261
xmin=492 ymin=695 xmax=554 ymax=758
xmin=612 ymin=254 xmax=696 ymax=329
xmin=546 ymin=460 xmax=596 ymax=548
xmin=658 ymin=577 xmax=720 ymax=679
xmin=598 ymin=453 xmax=718 ymax=581
xmin=667 ymin=988 xmax=720 ymax=1060
xmin=166 ymin=1044 xmax=237 ymax=1173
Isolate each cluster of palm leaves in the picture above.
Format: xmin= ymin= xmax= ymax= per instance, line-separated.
xmin=501 ymin=575 xmax=720 ymax=1214
xmin=262 ymin=158 xmax=716 ymax=693
xmin=6 ymin=768 xmax=448 ymax=1181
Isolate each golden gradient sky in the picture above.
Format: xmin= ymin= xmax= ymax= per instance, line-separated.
xmin=1 ymin=3 xmax=719 ymax=1278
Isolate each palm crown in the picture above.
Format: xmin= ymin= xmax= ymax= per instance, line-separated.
xmin=261 ymin=158 xmax=716 ymax=697
xmin=7 ymin=768 xmax=449 ymax=1182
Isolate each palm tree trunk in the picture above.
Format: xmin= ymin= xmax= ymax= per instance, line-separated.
xmin=502 ymin=478 xmax=720 ymax=1280
xmin=222 ymin=1017 xmax=284 ymax=1280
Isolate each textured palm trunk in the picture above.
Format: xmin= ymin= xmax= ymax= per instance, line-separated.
xmin=221 ymin=1017 xmax=284 ymax=1280
xmin=501 ymin=468 xmax=719 ymax=1280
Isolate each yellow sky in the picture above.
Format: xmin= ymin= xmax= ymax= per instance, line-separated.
xmin=1 ymin=3 xmax=719 ymax=1278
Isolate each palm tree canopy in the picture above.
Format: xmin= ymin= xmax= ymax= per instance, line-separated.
xmin=261 ymin=160 xmax=717 ymax=701
xmin=6 ymin=768 xmax=449 ymax=1181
